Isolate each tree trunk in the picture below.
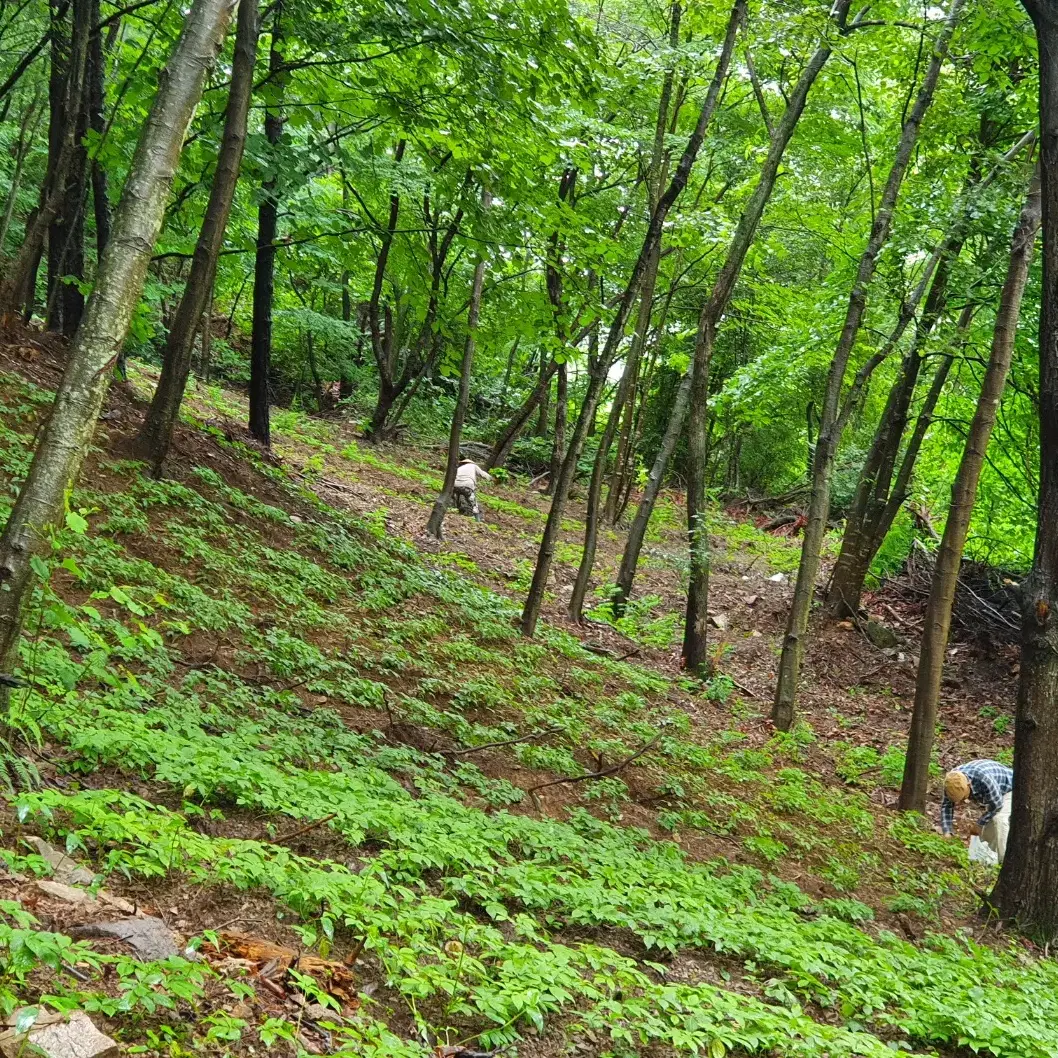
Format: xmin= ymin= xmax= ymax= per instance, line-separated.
xmin=87 ymin=0 xmax=111 ymax=257
xmin=487 ymin=359 xmax=558 ymax=468
xmin=825 ymin=247 xmax=960 ymax=617
xmin=547 ymin=360 xmax=567 ymax=495
xmin=568 ymin=241 xmax=662 ymax=621
xmin=0 ymin=94 xmax=43 ymax=255
xmin=680 ymin=0 xmax=858 ymax=672
xmin=825 ymin=131 xmax=1034 ymax=618
xmin=535 ymin=352 xmax=551 ymax=436
xmin=990 ymin=1 xmax=1058 ymax=939
xmin=426 ymin=189 xmax=490 ymax=539
xmin=46 ymin=0 xmax=72 ymax=333
xmin=249 ymin=1 xmax=284 ymax=446
xmin=0 ymin=0 xmax=234 ymax=695
xmin=56 ymin=91 xmax=87 ymax=337
xmin=0 ymin=0 xmax=89 ymax=321
xmin=137 ymin=0 xmax=258 ymax=474
xmin=899 ymin=169 xmax=1040 ymax=813
xmin=772 ymin=0 xmax=963 ymax=731
xmin=612 ymin=366 xmax=692 ymax=615
xmin=519 ymin=0 xmax=746 ymax=637
xmin=363 ymin=140 xmax=406 ymax=441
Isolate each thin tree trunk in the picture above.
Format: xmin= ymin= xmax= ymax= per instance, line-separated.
xmin=772 ymin=0 xmax=964 ymax=730
xmin=569 ymin=241 xmax=662 ymax=621
xmin=993 ymin=7 xmax=1058 ymax=935
xmin=200 ymin=286 xmax=212 ymax=383
xmin=827 ymin=309 xmax=966 ymax=617
xmin=46 ymin=0 xmax=72 ymax=333
xmin=137 ymin=0 xmax=257 ymax=474
xmin=519 ymin=0 xmax=746 ymax=637
xmin=681 ymin=0 xmax=859 ymax=672
xmin=825 ymin=248 xmax=960 ymax=617
xmin=825 ymin=131 xmax=1034 ymax=617
xmin=535 ymin=352 xmax=550 ymax=436
xmin=88 ymin=0 xmax=110 ymax=256
xmin=486 ymin=358 xmax=558 ymax=468
xmin=363 ymin=139 xmax=406 ymax=440
xmin=612 ymin=365 xmax=692 ymax=615
xmin=0 ymin=0 xmax=88 ymax=320
xmin=56 ymin=88 xmax=87 ymax=337
xmin=0 ymin=93 xmax=43 ymax=255
xmin=547 ymin=360 xmax=567 ymax=495
xmin=426 ymin=189 xmax=490 ymax=539
xmin=0 ymin=0 xmax=234 ymax=696
xmin=249 ymin=0 xmax=283 ymax=445
xmin=899 ymin=169 xmax=1040 ymax=813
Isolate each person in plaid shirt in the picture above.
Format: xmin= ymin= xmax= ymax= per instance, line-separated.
xmin=940 ymin=759 xmax=1013 ymax=863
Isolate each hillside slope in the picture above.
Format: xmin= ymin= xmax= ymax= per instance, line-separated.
xmin=0 ymin=339 xmax=1049 ymax=1058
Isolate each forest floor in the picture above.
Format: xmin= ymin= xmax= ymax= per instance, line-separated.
xmin=0 ymin=330 xmax=1048 ymax=1058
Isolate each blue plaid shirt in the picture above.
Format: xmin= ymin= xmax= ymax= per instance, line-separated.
xmin=941 ymin=759 xmax=1013 ymax=835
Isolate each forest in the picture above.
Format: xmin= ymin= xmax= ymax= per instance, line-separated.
xmin=1 ymin=0 xmax=1058 ymax=1053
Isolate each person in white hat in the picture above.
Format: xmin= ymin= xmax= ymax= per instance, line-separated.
xmin=452 ymin=459 xmax=491 ymax=522
xmin=941 ymin=759 xmax=1013 ymax=863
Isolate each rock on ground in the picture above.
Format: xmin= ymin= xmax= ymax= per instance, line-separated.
xmin=70 ymin=916 xmax=180 ymax=961
xmin=0 ymin=1010 xmax=118 ymax=1058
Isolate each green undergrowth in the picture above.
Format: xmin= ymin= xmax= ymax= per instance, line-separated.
xmin=0 ymin=370 xmax=1052 ymax=1055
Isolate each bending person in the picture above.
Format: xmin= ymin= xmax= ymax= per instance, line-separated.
xmin=940 ymin=759 xmax=1013 ymax=864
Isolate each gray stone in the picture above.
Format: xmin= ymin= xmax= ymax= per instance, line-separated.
xmin=36 ymin=881 xmax=97 ymax=908
xmin=865 ymin=618 xmax=900 ymax=649
xmin=0 ymin=1010 xmax=118 ymax=1058
xmin=708 ymin=613 xmax=729 ymax=631
xmin=768 ymin=572 xmax=787 ymax=584
xmin=24 ymin=837 xmax=95 ymax=886
xmin=70 ymin=916 xmax=180 ymax=961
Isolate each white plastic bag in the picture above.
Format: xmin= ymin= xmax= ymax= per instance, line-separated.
xmin=968 ymin=835 xmax=998 ymax=866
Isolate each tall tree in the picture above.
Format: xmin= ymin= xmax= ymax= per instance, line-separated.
xmin=136 ymin=0 xmax=259 ymax=475
xmin=248 ymin=0 xmax=284 ymax=445
xmin=825 ymin=128 xmax=1036 ymax=618
xmin=680 ymin=0 xmax=862 ymax=672
xmin=899 ymin=168 xmax=1041 ymax=814
xmin=772 ymin=0 xmax=964 ymax=728
xmin=0 ymin=0 xmax=88 ymax=321
xmin=993 ymin=4 xmax=1058 ymax=939
xmin=0 ymin=0 xmax=235 ymax=694
xmin=519 ymin=0 xmax=746 ymax=637
xmin=425 ymin=186 xmax=489 ymax=539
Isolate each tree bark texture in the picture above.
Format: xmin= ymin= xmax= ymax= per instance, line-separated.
xmin=899 ymin=169 xmax=1040 ymax=813
xmin=518 ymin=0 xmax=745 ymax=637
xmin=88 ymin=0 xmax=111 ymax=257
xmin=772 ymin=0 xmax=963 ymax=730
xmin=426 ymin=190 xmax=489 ymax=539
xmin=0 ymin=0 xmax=234 ymax=688
xmin=990 ymin=1 xmax=1058 ymax=940
xmin=547 ymin=361 xmax=567 ymax=497
xmin=138 ymin=0 xmax=258 ymax=474
xmin=249 ymin=0 xmax=284 ymax=445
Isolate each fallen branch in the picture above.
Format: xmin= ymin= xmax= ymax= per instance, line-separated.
xmin=444 ymin=726 xmax=562 ymax=757
xmin=527 ymin=732 xmax=663 ymax=801
xmin=266 ymin=812 xmax=337 ymax=845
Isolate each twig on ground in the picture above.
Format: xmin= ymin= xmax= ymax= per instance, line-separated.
xmin=266 ymin=813 xmax=337 ymax=845
xmin=726 ymin=675 xmax=758 ymax=699
xmin=443 ymin=726 xmax=562 ymax=757
xmin=527 ymin=732 xmax=663 ymax=804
